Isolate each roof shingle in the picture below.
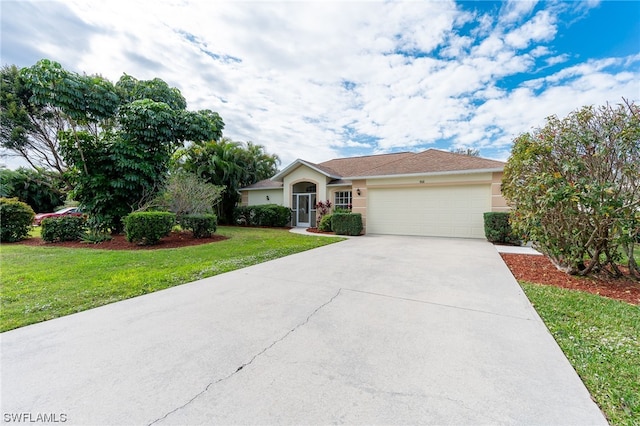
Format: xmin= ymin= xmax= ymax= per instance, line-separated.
xmin=318 ymin=149 xmax=504 ymax=178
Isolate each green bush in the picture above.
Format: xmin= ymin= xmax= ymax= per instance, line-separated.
xmin=123 ymin=212 xmax=175 ymax=245
xmin=332 ymin=212 xmax=363 ymax=236
xmin=234 ymin=204 xmax=291 ymax=227
xmin=41 ymin=216 xmax=87 ymax=243
xmin=178 ymin=214 xmax=217 ymax=238
xmin=318 ymin=213 xmax=333 ymax=232
xmin=483 ymin=212 xmax=521 ymax=245
xmin=0 ymin=197 xmax=35 ymax=242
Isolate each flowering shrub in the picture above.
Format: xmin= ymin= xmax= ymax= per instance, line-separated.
xmin=314 ymin=200 xmax=332 ymax=225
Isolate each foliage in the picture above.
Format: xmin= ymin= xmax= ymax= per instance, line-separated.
xmin=179 ymin=138 xmax=280 ymax=224
xmin=483 ymin=212 xmax=521 ymax=245
xmin=0 ymin=167 xmax=66 ymax=212
xmin=234 ymin=204 xmax=291 ymax=227
xmin=450 ymin=147 xmax=480 ymax=156
xmin=81 ymin=230 xmax=112 ymax=244
xmin=178 ymin=214 xmax=217 ymax=238
xmin=318 ymin=213 xmax=333 ymax=232
xmin=502 ymin=102 xmax=640 ymax=277
xmin=0 ymin=227 xmax=343 ymax=331
xmin=149 ymin=172 xmax=223 ymax=217
xmin=332 ymin=212 xmax=363 ymax=236
xmin=123 ymin=211 xmax=175 ymax=245
xmin=0 ymin=197 xmax=35 ymax=242
xmin=41 ymin=215 xmax=87 ymax=243
xmin=1 ymin=64 xmax=70 ymax=175
xmin=521 ymin=282 xmax=640 ymax=425
xmin=314 ymin=199 xmax=332 ymax=224
xmin=4 ymin=59 xmax=224 ymax=233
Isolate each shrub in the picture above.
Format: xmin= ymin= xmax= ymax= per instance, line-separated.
xmin=332 ymin=212 xmax=363 ymax=236
xmin=123 ymin=212 xmax=175 ymax=245
xmin=41 ymin=216 xmax=87 ymax=243
xmin=318 ymin=213 xmax=333 ymax=232
xmin=483 ymin=212 xmax=521 ymax=245
xmin=234 ymin=204 xmax=291 ymax=227
xmin=178 ymin=214 xmax=217 ymax=238
xmin=0 ymin=197 xmax=35 ymax=242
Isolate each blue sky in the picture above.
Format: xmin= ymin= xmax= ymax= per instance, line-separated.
xmin=1 ymin=0 xmax=639 ymax=169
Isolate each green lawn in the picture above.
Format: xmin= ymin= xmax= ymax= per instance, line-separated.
xmin=0 ymin=227 xmax=343 ymax=332
xmin=521 ymin=282 xmax=640 ymax=425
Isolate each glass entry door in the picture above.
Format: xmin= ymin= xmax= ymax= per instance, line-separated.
xmin=296 ymin=194 xmax=311 ymax=227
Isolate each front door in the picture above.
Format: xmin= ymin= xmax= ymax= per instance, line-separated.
xmin=296 ymin=194 xmax=311 ymax=227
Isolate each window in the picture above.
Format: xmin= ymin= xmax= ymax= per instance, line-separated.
xmin=334 ymin=191 xmax=352 ymax=210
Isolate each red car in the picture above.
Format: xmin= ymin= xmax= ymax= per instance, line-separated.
xmin=34 ymin=207 xmax=83 ymax=226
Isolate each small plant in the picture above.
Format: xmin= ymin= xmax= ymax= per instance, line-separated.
xmin=123 ymin=212 xmax=175 ymax=245
xmin=41 ymin=216 xmax=87 ymax=243
xmin=0 ymin=197 xmax=35 ymax=242
xmin=315 ymin=200 xmax=332 ymax=225
xmin=81 ymin=230 xmax=112 ymax=244
xmin=332 ymin=212 xmax=362 ymax=236
xmin=318 ymin=213 xmax=333 ymax=232
xmin=483 ymin=212 xmax=521 ymax=245
xmin=178 ymin=214 xmax=217 ymax=238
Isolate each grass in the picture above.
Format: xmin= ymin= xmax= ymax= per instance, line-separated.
xmin=521 ymin=282 xmax=640 ymax=425
xmin=0 ymin=226 xmax=344 ymax=332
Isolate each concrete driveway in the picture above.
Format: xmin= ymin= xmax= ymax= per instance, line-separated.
xmin=1 ymin=235 xmax=606 ymax=425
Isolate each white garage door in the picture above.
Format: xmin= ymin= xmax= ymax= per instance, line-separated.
xmin=367 ymin=185 xmax=491 ymax=238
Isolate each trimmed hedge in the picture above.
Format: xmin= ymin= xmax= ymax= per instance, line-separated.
xmin=318 ymin=213 xmax=333 ymax=232
xmin=0 ymin=197 xmax=35 ymax=242
xmin=483 ymin=212 xmax=521 ymax=245
xmin=178 ymin=214 xmax=217 ymax=238
xmin=332 ymin=212 xmax=363 ymax=236
xmin=41 ymin=216 xmax=87 ymax=243
xmin=234 ymin=204 xmax=291 ymax=227
xmin=123 ymin=212 xmax=175 ymax=245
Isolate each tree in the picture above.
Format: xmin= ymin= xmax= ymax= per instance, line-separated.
xmin=179 ymin=138 xmax=280 ymax=223
xmin=9 ymin=59 xmax=225 ymax=232
xmin=1 ymin=64 xmax=71 ymax=175
xmin=147 ymin=172 xmax=223 ymax=217
xmin=450 ymin=147 xmax=480 ymax=156
xmin=0 ymin=167 xmax=66 ymax=212
xmin=502 ymin=101 xmax=640 ymax=278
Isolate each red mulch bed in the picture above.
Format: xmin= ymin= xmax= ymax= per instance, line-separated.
xmin=501 ymin=253 xmax=640 ymax=305
xmin=14 ymin=231 xmax=228 ymax=250
xmin=306 ymin=227 xmax=336 ymax=235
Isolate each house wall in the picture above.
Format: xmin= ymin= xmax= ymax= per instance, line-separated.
xmin=491 ymin=172 xmax=509 ymax=212
xmin=246 ymin=189 xmax=284 ymax=206
xmin=282 ymin=165 xmax=328 ymax=208
xmin=351 ymin=179 xmax=367 ymax=233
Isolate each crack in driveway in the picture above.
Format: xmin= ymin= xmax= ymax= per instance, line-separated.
xmin=342 ymin=288 xmax=536 ymax=321
xmin=147 ymin=288 xmax=343 ymax=425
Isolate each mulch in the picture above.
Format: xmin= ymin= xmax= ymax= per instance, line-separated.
xmin=501 ymin=253 xmax=640 ymax=305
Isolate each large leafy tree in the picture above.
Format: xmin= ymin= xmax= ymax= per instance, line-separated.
xmin=1 ymin=64 xmax=72 ymax=175
xmin=502 ymin=101 xmax=640 ymax=278
xmin=179 ymin=138 xmax=280 ymax=223
xmin=8 ymin=59 xmax=224 ymax=232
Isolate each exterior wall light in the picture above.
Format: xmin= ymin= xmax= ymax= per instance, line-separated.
xmin=266 ymin=195 xmax=270 ymax=200
xmin=356 ymin=188 xmax=361 ymax=196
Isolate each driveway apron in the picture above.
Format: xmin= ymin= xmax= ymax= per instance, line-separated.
xmin=1 ymin=235 xmax=607 ymax=425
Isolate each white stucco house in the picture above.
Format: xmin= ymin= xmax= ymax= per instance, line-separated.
xmin=240 ymin=149 xmax=509 ymax=238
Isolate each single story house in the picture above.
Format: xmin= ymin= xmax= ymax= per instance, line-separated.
xmin=240 ymin=148 xmax=509 ymax=238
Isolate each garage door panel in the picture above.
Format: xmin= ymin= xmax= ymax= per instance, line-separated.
xmin=367 ymin=185 xmax=491 ymax=238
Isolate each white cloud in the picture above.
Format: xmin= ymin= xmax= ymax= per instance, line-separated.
xmin=504 ymin=10 xmax=556 ymax=49
xmin=0 ymin=0 xmax=637 ymax=169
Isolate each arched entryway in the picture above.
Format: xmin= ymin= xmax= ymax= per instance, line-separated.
xmin=291 ymin=181 xmax=317 ymax=228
